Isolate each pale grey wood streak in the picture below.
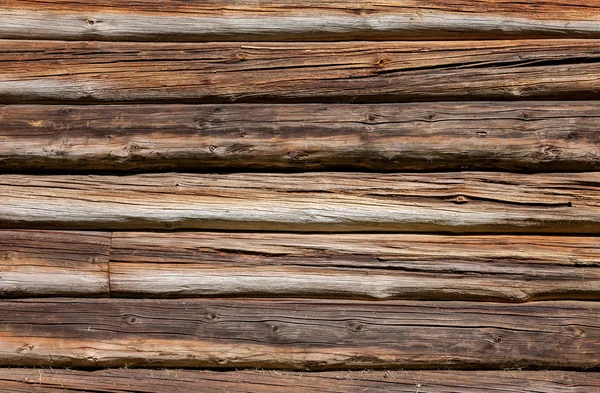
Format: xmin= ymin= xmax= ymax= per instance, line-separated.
xmin=110 ymin=232 xmax=600 ymax=302
xmin=2 ymin=103 xmax=600 ymax=172
xmin=2 ymin=40 xmax=600 ymax=103
xmin=0 ymin=230 xmax=110 ymax=297
xmin=0 ymin=299 xmax=598 ymax=369
xmin=1 ymin=368 xmax=599 ymax=393
xmin=0 ymin=172 xmax=597 ymax=233
xmin=2 ymin=1 xmax=600 ymax=41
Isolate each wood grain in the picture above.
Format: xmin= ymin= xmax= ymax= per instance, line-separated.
xmin=0 ymin=230 xmax=110 ymax=298
xmin=1 ymin=368 xmax=599 ymax=393
xmin=110 ymin=232 xmax=600 ymax=302
xmin=2 ymin=40 xmax=600 ymax=103
xmin=2 ymin=1 xmax=600 ymax=41
xmin=0 ymin=299 xmax=598 ymax=369
xmin=0 ymin=172 xmax=598 ymax=233
xmin=2 ymin=102 xmax=600 ymax=172
xmin=3 ymin=230 xmax=599 ymax=301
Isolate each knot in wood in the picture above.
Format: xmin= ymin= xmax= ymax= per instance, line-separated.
xmin=123 ymin=314 xmax=138 ymax=325
xmin=449 ymin=195 xmax=470 ymax=204
xmin=288 ymin=151 xmax=309 ymax=160
xmin=16 ymin=344 xmax=34 ymax=354
xmin=206 ymin=312 xmax=218 ymax=321
xmin=195 ymin=119 xmax=208 ymax=129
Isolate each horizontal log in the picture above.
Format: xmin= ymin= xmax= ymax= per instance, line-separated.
xmin=0 ymin=172 xmax=598 ymax=233
xmin=3 ymin=102 xmax=600 ymax=172
xmin=1 ymin=369 xmax=599 ymax=393
xmin=2 ymin=40 xmax=600 ymax=103
xmin=111 ymin=232 xmax=600 ymax=302
xmin=3 ymin=230 xmax=600 ymax=301
xmin=2 ymin=1 xmax=600 ymax=41
xmin=0 ymin=230 xmax=110 ymax=297
xmin=1 ymin=299 xmax=598 ymax=369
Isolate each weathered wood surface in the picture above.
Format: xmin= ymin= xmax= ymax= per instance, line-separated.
xmin=2 ymin=102 xmax=600 ymax=172
xmin=0 ymin=172 xmax=598 ymax=233
xmin=1 ymin=369 xmax=599 ymax=393
xmin=2 ymin=40 xmax=600 ymax=103
xmin=0 ymin=230 xmax=110 ymax=298
xmin=2 ymin=1 xmax=600 ymax=41
xmin=2 ymin=230 xmax=599 ymax=301
xmin=0 ymin=299 xmax=598 ymax=369
xmin=111 ymin=232 xmax=600 ymax=302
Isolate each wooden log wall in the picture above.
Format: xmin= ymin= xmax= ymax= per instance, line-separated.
xmin=1 ymin=0 xmax=599 ymax=391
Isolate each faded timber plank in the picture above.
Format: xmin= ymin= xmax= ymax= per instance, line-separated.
xmin=1 ymin=369 xmax=599 ymax=393
xmin=0 ymin=299 xmax=598 ymax=369
xmin=2 ymin=1 xmax=600 ymax=41
xmin=2 ymin=40 xmax=600 ymax=103
xmin=0 ymin=172 xmax=598 ymax=233
xmin=111 ymin=232 xmax=600 ymax=302
xmin=0 ymin=230 xmax=110 ymax=298
xmin=2 ymin=102 xmax=600 ymax=173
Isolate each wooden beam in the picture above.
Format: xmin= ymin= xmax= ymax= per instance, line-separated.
xmin=0 ymin=230 xmax=110 ymax=298
xmin=2 ymin=40 xmax=600 ymax=103
xmin=110 ymin=232 xmax=600 ymax=302
xmin=1 ymin=368 xmax=599 ymax=392
xmin=0 ymin=172 xmax=598 ymax=233
xmin=2 ymin=1 xmax=600 ymax=41
xmin=3 ymin=230 xmax=599 ymax=301
xmin=0 ymin=299 xmax=598 ymax=369
xmin=2 ymin=102 xmax=600 ymax=173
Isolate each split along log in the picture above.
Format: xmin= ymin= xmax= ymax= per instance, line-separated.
xmin=2 ymin=1 xmax=600 ymax=41
xmin=2 ymin=102 xmax=600 ymax=173
xmin=2 ymin=40 xmax=600 ymax=103
xmin=3 ymin=230 xmax=600 ymax=301
xmin=110 ymin=232 xmax=600 ymax=302
xmin=1 ymin=368 xmax=599 ymax=393
xmin=0 ymin=230 xmax=110 ymax=297
xmin=0 ymin=299 xmax=598 ymax=369
xmin=0 ymin=172 xmax=598 ymax=233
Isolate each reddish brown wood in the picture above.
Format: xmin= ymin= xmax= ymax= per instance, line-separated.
xmin=1 ymin=40 xmax=600 ymax=103
xmin=0 ymin=368 xmax=598 ymax=392
xmin=0 ymin=299 xmax=598 ymax=369
xmin=2 ymin=1 xmax=600 ymax=41
xmin=2 ymin=103 xmax=600 ymax=172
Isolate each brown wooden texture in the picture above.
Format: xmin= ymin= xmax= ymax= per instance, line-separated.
xmin=1 ymin=368 xmax=599 ymax=393
xmin=0 ymin=299 xmax=598 ymax=369
xmin=0 ymin=230 xmax=110 ymax=298
xmin=2 ymin=102 xmax=600 ymax=173
xmin=110 ymin=232 xmax=600 ymax=302
xmin=0 ymin=172 xmax=598 ymax=233
xmin=2 ymin=40 xmax=600 ymax=103
xmin=3 ymin=230 xmax=600 ymax=301
xmin=2 ymin=1 xmax=600 ymax=41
